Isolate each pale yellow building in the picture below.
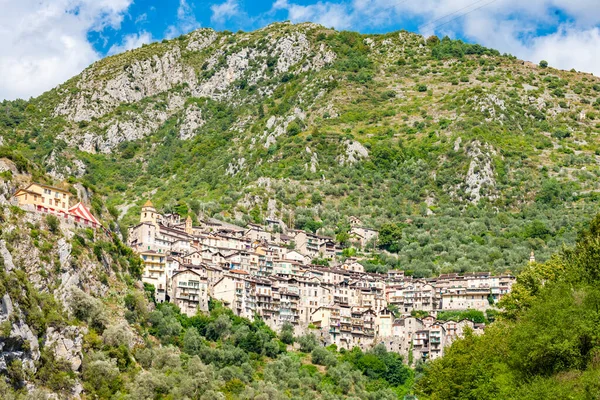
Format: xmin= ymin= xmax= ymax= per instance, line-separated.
xmin=14 ymin=183 xmax=71 ymax=213
xmin=140 ymin=250 xmax=167 ymax=302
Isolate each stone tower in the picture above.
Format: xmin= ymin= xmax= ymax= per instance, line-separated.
xmin=185 ymin=215 xmax=193 ymax=235
xmin=141 ymin=200 xmax=158 ymax=226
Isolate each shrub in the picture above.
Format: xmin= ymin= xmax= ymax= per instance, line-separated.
xmin=539 ymin=60 xmax=548 ymax=68
xmin=311 ymin=347 xmax=338 ymax=367
xmin=296 ymin=333 xmax=319 ymax=353
xmin=46 ymin=215 xmax=60 ymax=234
xmin=279 ymin=322 xmax=295 ymax=345
xmin=102 ymin=323 xmax=132 ymax=348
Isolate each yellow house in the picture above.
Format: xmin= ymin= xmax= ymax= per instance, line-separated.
xmin=140 ymin=250 xmax=168 ymax=302
xmin=14 ymin=183 xmax=71 ymax=213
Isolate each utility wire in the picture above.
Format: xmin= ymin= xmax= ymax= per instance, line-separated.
xmin=419 ymin=0 xmax=490 ymax=29
xmin=423 ymin=0 xmax=500 ymax=32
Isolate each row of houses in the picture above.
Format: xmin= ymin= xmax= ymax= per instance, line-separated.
xmin=11 ymin=185 xmax=516 ymax=362
xmin=129 ymin=201 xmax=516 ymax=360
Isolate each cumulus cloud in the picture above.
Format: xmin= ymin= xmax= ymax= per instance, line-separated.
xmin=525 ymin=25 xmax=600 ymax=73
xmin=165 ymin=0 xmax=201 ymax=39
xmin=0 ymin=0 xmax=132 ymax=100
xmin=211 ymin=0 xmax=242 ymax=24
xmin=108 ymin=31 xmax=154 ymax=55
xmin=272 ymin=0 xmax=354 ymax=29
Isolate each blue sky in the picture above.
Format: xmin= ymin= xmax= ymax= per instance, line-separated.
xmin=2 ymin=0 xmax=600 ymax=100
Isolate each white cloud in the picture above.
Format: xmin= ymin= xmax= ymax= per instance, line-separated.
xmin=211 ymin=0 xmax=241 ymax=24
xmin=135 ymin=13 xmax=148 ymax=24
xmin=0 ymin=0 xmax=132 ymax=100
xmin=273 ymin=0 xmax=354 ymax=29
xmin=108 ymin=31 xmax=154 ymax=55
xmin=524 ymin=25 xmax=600 ymax=73
xmin=165 ymin=0 xmax=201 ymax=39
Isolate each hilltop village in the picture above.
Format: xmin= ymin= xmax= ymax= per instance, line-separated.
xmin=10 ymin=183 xmax=516 ymax=362
xmin=128 ymin=200 xmax=516 ymax=362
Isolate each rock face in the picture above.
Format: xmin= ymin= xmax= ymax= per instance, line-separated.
xmin=179 ymin=104 xmax=205 ymax=140
xmin=463 ymin=140 xmax=498 ymax=204
xmin=0 ymin=295 xmax=40 ymax=374
xmin=45 ymin=326 xmax=86 ymax=371
xmin=54 ymin=47 xmax=196 ymax=122
xmin=51 ymin=24 xmax=336 ymax=154
xmin=338 ymin=140 xmax=369 ymax=165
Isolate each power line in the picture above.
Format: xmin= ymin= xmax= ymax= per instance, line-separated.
xmin=419 ymin=0 xmax=490 ymax=29
xmin=424 ymin=0 xmax=500 ymax=33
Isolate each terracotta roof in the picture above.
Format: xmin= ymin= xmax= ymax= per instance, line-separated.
xmin=230 ymin=269 xmax=249 ymax=275
xmin=143 ymin=200 xmax=154 ymax=207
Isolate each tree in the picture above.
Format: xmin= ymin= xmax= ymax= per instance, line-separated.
xmin=311 ymin=347 xmax=337 ymax=367
xmin=336 ymin=231 xmax=351 ymax=248
xmin=539 ymin=60 xmax=548 ymax=68
xmin=378 ymin=223 xmax=403 ymax=252
xmin=46 ymin=214 xmax=60 ymax=233
xmin=426 ymin=35 xmax=440 ymax=47
xmin=279 ymin=322 xmax=295 ymax=345
xmin=205 ymin=314 xmax=232 ymax=341
xmin=296 ymin=333 xmax=318 ymax=353
xmin=184 ymin=327 xmax=204 ymax=355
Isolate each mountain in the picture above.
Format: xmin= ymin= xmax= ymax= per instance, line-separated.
xmin=3 ymin=22 xmax=600 ymax=277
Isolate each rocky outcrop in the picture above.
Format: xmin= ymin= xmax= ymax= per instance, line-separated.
xmin=463 ymin=140 xmax=498 ymax=204
xmin=0 ymin=295 xmax=40 ymax=374
xmin=54 ymin=47 xmax=196 ymax=122
xmin=51 ymin=24 xmax=337 ymax=154
xmin=263 ymin=108 xmax=306 ymax=148
xmin=338 ymin=140 xmax=369 ymax=165
xmin=45 ymin=326 xmax=86 ymax=371
xmin=179 ymin=104 xmax=205 ymax=140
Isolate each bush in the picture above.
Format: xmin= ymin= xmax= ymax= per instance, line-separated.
xmin=539 ymin=60 xmax=548 ymax=68
xmin=102 ymin=323 xmax=132 ymax=348
xmin=296 ymin=333 xmax=318 ymax=353
xmin=311 ymin=346 xmax=338 ymax=367
xmin=70 ymin=288 xmax=108 ymax=332
xmin=279 ymin=322 xmax=295 ymax=345
xmin=83 ymin=358 xmax=122 ymax=397
xmin=46 ymin=214 xmax=60 ymax=233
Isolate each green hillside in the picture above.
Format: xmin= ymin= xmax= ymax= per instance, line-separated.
xmin=3 ymin=22 xmax=600 ymax=276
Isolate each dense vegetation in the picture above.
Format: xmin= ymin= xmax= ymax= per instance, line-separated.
xmin=416 ymin=214 xmax=600 ymax=399
xmin=2 ymin=23 xmax=600 ymax=279
xmin=1 ymin=288 xmax=415 ymax=399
